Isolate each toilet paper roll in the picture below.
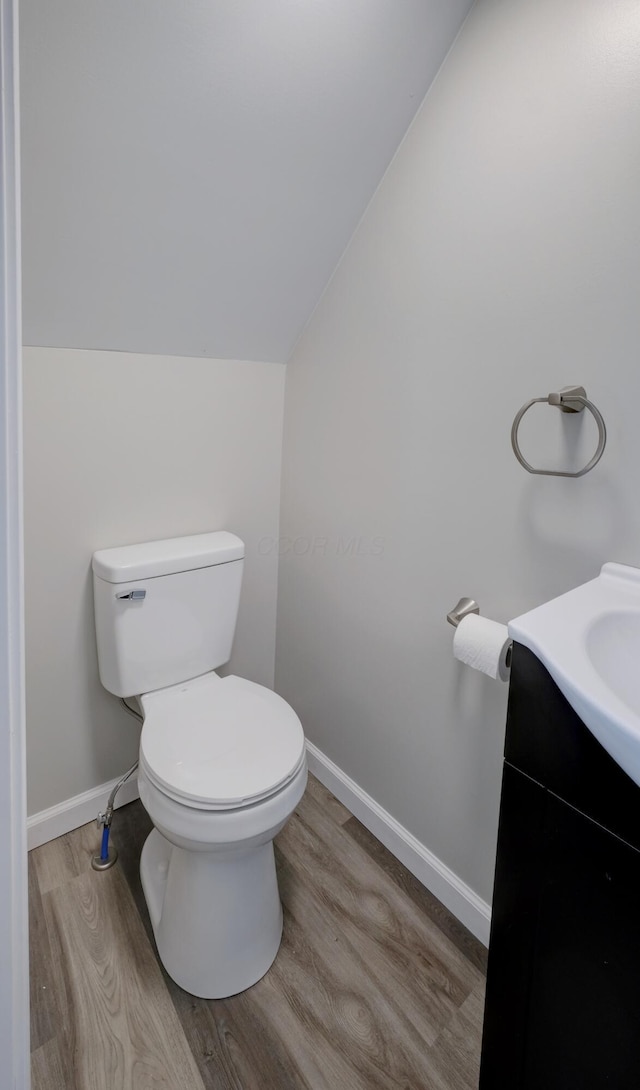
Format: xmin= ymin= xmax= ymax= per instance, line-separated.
xmin=452 ymin=614 xmax=512 ymax=682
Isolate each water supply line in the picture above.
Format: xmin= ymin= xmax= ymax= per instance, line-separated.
xmin=91 ymin=697 xmax=142 ymax=871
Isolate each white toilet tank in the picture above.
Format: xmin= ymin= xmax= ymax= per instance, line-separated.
xmin=92 ymin=531 xmax=244 ymax=698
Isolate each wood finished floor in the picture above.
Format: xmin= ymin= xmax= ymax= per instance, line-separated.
xmin=29 ymin=774 xmax=486 ymax=1089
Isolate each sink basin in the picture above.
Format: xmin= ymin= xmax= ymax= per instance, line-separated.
xmin=587 ymin=611 xmax=640 ymax=717
xmin=509 ymin=563 xmax=640 ymax=789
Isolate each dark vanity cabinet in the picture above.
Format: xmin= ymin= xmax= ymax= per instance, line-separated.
xmin=479 ymin=643 xmax=640 ymax=1090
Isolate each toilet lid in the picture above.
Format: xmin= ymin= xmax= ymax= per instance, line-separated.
xmin=139 ymin=673 xmax=305 ymax=808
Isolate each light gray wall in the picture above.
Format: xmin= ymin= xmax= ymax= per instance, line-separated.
xmin=24 ymin=348 xmax=285 ymax=816
xmin=20 ymin=1 xmax=476 ymax=821
xmin=20 ymin=0 xmax=473 ymax=363
xmin=276 ymin=0 xmax=640 ymax=904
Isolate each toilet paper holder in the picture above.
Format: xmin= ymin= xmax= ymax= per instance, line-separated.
xmin=447 ymin=597 xmax=480 ymax=628
xmin=447 ymin=597 xmax=513 ymax=668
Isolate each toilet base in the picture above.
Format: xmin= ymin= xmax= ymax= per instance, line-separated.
xmin=140 ymin=828 xmax=283 ymax=998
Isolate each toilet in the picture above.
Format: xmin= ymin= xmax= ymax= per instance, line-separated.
xmin=92 ymin=531 xmax=307 ymax=999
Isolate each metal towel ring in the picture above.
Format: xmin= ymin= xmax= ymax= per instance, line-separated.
xmin=511 ymin=385 xmax=606 ymax=478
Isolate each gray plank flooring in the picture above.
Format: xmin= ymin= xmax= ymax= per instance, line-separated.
xmin=29 ymin=774 xmax=486 ymax=1089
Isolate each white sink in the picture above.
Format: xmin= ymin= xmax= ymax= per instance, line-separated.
xmin=509 ymin=563 xmax=640 ymax=789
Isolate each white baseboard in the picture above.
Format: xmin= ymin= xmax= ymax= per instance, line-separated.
xmin=305 ymin=740 xmax=491 ymax=947
xmin=27 ymin=773 xmax=140 ymax=851
xmin=27 ymin=744 xmax=492 ymax=945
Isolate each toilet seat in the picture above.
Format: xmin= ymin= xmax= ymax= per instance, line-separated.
xmin=139 ymin=673 xmax=305 ymax=810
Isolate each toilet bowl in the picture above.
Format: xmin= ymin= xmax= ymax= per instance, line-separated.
xmin=135 ymin=671 xmax=306 ymax=998
xmin=91 ymin=531 xmax=306 ymax=998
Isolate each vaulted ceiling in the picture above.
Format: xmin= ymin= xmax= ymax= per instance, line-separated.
xmin=20 ymin=0 xmax=474 ymax=363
